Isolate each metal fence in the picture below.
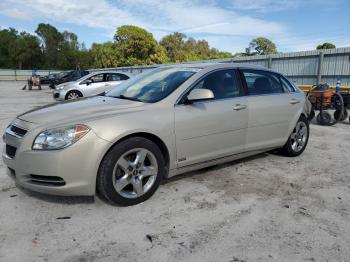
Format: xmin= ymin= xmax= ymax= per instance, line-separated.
xmin=1 ymin=47 xmax=349 ymax=87
xmin=0 ymin=69 xmax=62 ymax=81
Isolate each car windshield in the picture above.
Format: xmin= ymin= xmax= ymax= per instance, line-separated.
xmin=58 ymin=72 xmax=68 ymax=78
xmin=107 ymin=67 xmax=199 ymax=103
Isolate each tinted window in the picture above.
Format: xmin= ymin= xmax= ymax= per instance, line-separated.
xmin=280 ymin=76 xmax=296 ymax=92
xmin=192 ymin=69 xmax=241 ymax=100
xmin=107 ymin=73 xmax=129 ymax=81
xmin=242 ymin=70 xmax=284 ymax=95
xmin=89 ymin=73 xmax=104 ymax=83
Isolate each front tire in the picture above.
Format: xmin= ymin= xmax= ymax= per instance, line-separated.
xmin=66 ymin=90 xmax=82 ymax=100
xmin=97 ymin=137 xmax=166 ymax=206
xmin=279 ymin=115 xmax=309 ymax=157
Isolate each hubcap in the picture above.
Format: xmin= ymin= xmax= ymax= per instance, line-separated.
xmin=68 ymin=92 xmax=79 ymax=99
xmin=290 ymin=121 xmax=308 ymax=152
xmin=112 ymin=148 xmax=158 ymax=199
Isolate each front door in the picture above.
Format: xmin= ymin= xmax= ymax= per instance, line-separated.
xmin=82 ymin=73 xmax=107 ymax=96
xmin=174 ymin=69 xmax=248 ymax=167
xmin=105 ymin=73 xmax=130 ymax=92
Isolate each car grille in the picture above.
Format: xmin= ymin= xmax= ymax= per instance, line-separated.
xmin=10 ymin=125 xmax=27 ymax=137
xmin=29 ymin=175 xmax=66 ymax=187
xmin=6 ymin=144 xmax=17 ymax=158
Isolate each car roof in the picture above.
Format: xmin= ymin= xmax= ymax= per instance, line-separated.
xmin=159 ymin=62 xmax=279 ymax=74
xmin=88 ymin=70 xmax=132 ymax=77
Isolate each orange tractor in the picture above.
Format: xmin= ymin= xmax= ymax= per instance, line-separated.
xmin=307 ymin=83 xmax=347 ymax=125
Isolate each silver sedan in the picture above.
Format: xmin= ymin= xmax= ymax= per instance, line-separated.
xmin=53 ymin=71 xmax=132 ymax=100
xmin=3 ymin=63 xmax=309 ymax=206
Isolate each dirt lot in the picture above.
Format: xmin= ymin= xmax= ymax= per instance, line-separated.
xmin=0 ymin=81 xmax=350 ymax=262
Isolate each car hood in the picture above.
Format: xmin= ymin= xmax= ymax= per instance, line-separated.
xmin=56 ymin=81 xmax=76 ymax=89
xmin=17 ymin=96 xmax=146 ymax=126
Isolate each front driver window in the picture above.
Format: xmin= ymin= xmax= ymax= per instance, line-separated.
xmin=192 ymin=69 xmax=241 ymax=100
xmin=89 ymin=74 xmax=104 ymax=83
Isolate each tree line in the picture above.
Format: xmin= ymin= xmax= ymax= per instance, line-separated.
xmin=0 ymin=23 xmax=336 ymax=70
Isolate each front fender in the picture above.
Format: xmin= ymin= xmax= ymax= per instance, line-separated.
xmin=86 ymin=107 xmax=177 ymax=170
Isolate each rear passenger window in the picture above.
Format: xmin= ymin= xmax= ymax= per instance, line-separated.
xmin=280 ymin=76 xmax=296 ymax=92
xmin=108 ymin=73 xmax=129 ymax=81
xmin=242 ymin=70 xmax=284 ymax=95
xmin=192 ymin=69 xmax=242 ymax=100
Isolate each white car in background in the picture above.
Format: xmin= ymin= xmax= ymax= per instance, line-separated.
xmin=53 ymin=71 xmax=131 ymax=100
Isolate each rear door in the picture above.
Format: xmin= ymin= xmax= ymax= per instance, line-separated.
xmin=105 ymin=73 xmax=130 ymax=92
xmin=240 ymin=69 xmax=302 ymax=151
xmin=174 ymin=69 xmax=248 ymax=167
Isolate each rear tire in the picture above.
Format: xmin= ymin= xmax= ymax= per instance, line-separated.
xmin=334 ymin=109 xmax=348 ymax=121
xmin=279 ymin=115 xmax=309 ymax=157
xmin=316 ymin=111 xmax=332 ymax=125
xmin=97 ymin=137 xmax=166 ymax=206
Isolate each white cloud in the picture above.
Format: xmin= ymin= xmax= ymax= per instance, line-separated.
xmin=0 ymin=7 xmax=29 ymax=19
xmin=231 ymin=0 xmax=300 ymax=11
xmin=0 ymin=0 xmax=286 ymax=52
xmin=276 ymin=33 xmax=350 ymax=52
xmin=0 ymin=0 xmax=146 ymax=32
xmin=118 ymin=0 xmax=285 ymax=37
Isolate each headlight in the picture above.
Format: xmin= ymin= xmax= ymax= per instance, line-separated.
xmin=56 ymin=84 xmax=68 ymax=90
xmin=32 ymin=124 xmax=90 ymax=150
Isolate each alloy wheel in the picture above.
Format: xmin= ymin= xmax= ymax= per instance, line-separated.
xmin=67 ymin=92 xmax=80 ymax=100
xmin=112 ymin=148 xmax=158 ymax=199
xmin=290 ymin=121 xmax=308 ymax=153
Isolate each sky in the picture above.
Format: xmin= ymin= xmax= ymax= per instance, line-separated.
xmin=0 ymin=0 xmax=349 ymax=53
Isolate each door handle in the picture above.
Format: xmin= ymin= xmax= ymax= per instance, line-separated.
xmin=289 ymin=99 xmax=300 ymax=104
xmin=233 ymin=104 xmax=247 ymax=111
xmin=104 ymin=83 xmax=111 ymax=86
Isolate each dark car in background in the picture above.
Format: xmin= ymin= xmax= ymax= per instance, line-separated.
xmin=49 ymin=70 xmax=90 ymax=89
xmin=39 ymin=73 xmax=59 ymax=85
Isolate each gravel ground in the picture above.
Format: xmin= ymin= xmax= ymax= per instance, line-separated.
xmin=0 ymin=81 xmax=350 ymax=262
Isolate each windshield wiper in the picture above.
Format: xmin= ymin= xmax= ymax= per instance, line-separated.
xmin=110 ymin=94 xmax=143 ymax=102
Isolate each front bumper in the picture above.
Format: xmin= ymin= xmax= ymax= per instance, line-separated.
xmin=2 ymin=120 xmax=111 ymax=196
xmin=53 ymin=90 xmax=66 ymax=101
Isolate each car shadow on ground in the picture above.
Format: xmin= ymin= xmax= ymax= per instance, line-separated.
xmin=18 ymin=186 xmax=95 ymax=205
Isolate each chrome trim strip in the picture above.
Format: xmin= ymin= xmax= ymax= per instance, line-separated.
xmin=168 ymin=148 xmax=275 ymax=178
xmin=30 ymin=178 xmax=65 ymax=183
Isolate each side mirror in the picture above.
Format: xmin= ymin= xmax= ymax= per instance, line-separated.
xmin=85 ymin=79 xmax=93 ymax=86
xmin=186 ymin=88 xmax=214 ymax=103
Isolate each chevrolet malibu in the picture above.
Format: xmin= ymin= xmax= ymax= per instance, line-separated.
xmin=2 ymin=64 xmax=309 ymax=206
